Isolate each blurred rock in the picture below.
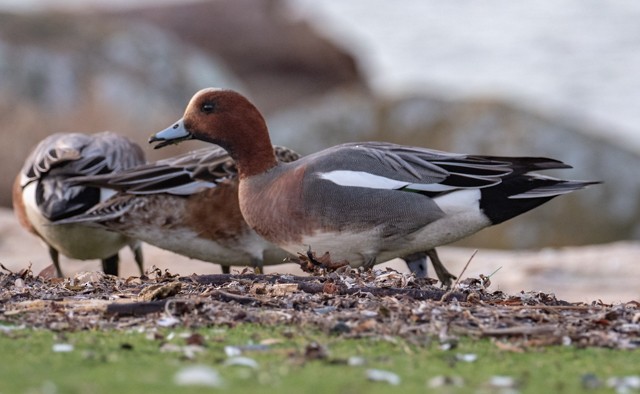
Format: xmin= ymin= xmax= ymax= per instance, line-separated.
xmin=112 ymin=0 xmax=366 ymax=113
xmin=0 ymin=1 xmax=367 ymax=207
xmin=0 ymin=11 xmax=239 ymax=206
xmin=268 ymin=91 xmax=640 ymax=247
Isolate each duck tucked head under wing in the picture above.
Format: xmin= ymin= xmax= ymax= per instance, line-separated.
xmin=20 ymin=132 xmax=145 ymax=221
xmin=14 ymin=131 xmax=146 ymax=277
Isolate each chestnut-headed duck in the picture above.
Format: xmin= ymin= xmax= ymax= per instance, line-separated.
xmin=13 ymin=132 xmax=145 ymax=277
xmin=149 ymin=88 xmax=599 ymax=286
xmin=56 ymin=146 xmax=300 ymax=274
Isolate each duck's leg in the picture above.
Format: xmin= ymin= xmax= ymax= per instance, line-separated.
xmin=363 ymin=255 xmax=377 ymax=270
xmin=101 ymin=254 xmax=119 ymax=276
xmin=131 ymin=244 xmax=144 ymax=275
xmin=403 ymin=252 xmax=428 ymax=278
xmin=221 ymin=265 xmax=230 ymax=274
xmin=426 ymin=249 xmax=456 ymax=287
xmin=48 ymin=246 xmax=64 ymax=278
xmin=251 ymin=257 xmax=264 ymax=274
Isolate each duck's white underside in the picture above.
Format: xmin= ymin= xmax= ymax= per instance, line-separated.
xmin=123 ymin=226 xmax=293 ymax=267
xmin=282 ymin=188 xmax=491 ymax=266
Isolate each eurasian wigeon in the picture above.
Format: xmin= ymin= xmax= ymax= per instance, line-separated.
xmin=55 ymin=146 xmax=299 ymax=274
xmin=149 ymin=88 xmax=599 ymax=286
xmin=12 ymin=132 xmax=145 ymax=277
xmin=59 ymin=146 xmax=437 ymax=278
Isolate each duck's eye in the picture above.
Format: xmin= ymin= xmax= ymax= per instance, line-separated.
xmin=201 ymin=102 xmax=215 ymax=114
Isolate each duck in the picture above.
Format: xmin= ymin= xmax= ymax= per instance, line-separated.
xmin=55 ymin=146 xmax=300 ymax=274
xmin=149 ymin=88 xmax=599 ymax=286
xmin=58 ymin=145 xmax=441 ymax=278
xmin=13 ymin=132 xmax=145 ymax=277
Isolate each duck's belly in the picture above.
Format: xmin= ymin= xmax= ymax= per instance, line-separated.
xmin=125 ymin=225 xmax=293 ymax=267
xmin=283 ymin=228 xmax=382 ymax=266
xmin=30 ymin=216 xmax=128 ymax=260
xmin=282 ymin=209 xmax=491 ymax=266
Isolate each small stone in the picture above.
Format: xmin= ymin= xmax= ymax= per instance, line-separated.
xmin=174 ymin=365 xmax=222 ymax=388
xmin=366 ymin=369 xmax=401 ymax=385
xmin=488 ymin=375 xmax=518 ymax=388
xmin=52 ymin=343 xmax=73 ymax=352
xmin=157 ymin=316 xmax=179 ymax=327
xmin=456 ymin=353 xmax=477 ymax=363
xmin=224 ymin=346 xmax=242 ymax=357
xmin=361 ymin=310 xmax=378 ymax=318
xmin=581 ymin=373 xmax=602 ymax=390
xmin=13 ymin=278 xmax=24 ymax=288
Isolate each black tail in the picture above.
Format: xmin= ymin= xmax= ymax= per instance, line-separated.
xmin=469 ymin=155 xmax=573 ymax=175
xmin=480 ymin=174 xmax=600 ymax=224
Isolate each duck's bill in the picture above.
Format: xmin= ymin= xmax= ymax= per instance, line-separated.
xmin=149 ymin=118 xmax=193 ymax=149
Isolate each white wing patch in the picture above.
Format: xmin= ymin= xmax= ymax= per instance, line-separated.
xmin=100 ymin=188 xmax=117 ymax=202
xmin=319 ymin=170 xmax=407 ymax=189
xmin=163 ymin=181 xmax=217 ymax=196
xmin=318 ymin=170 xmax=458 ymax=192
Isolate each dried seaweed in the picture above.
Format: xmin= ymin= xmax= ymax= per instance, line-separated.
xmin=0 ymin=266 xmax=638 ymax=349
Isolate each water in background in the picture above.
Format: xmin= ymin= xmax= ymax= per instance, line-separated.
xmin=290 ymin=0 xmax=640 ymax=151
xmin=3 ymin=0 xmax=639 ymax=151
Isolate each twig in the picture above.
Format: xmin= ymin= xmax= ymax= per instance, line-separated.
xmin=186 ymin=273 xmax=325 ymax=286
xmin=439 ymin=250 xmax=478 ymax=302
xmin=451 ymin=249 xmax=478 ymax=290
xmin=497 ymin=305 xmax=603 ymax=311
xmin=210 ymin=290 xmax=262 ymax=305
xmin=486 ymin=266 xmax=502 ymax=279
xmin=106 ymin=300 xmax=168 ymax=316
xmin=481 ymin=324 xmax=558 ymax=336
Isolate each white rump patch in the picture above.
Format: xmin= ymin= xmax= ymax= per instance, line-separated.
xmin=432 ymin=189 xmax=481 ymax=214
xmin=318 ymin=170 xmax=457 ymax=192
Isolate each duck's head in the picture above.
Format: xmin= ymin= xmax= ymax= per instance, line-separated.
xmin=150 ymin=88 xmax=270 ymax=150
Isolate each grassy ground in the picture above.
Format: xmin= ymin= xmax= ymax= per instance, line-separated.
xmin=1 ymin=323 xmax=637 ymax=394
